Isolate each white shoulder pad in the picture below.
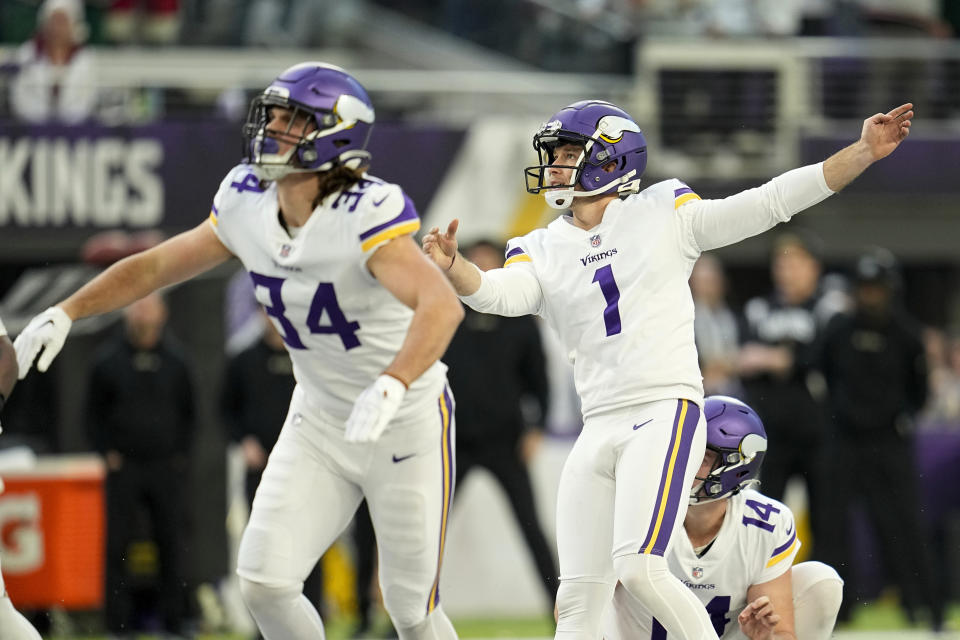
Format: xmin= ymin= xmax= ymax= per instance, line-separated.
xmin=210 ymin=164 xmax=265 ymax=227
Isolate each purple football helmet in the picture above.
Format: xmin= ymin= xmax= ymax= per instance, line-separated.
xmin=690 ymin=395 xmax=768 ymax=504
xmin=242 ymin=62 xmax=375 ymax=181
xmin=524 ymin=100 xmax=647 ymax=210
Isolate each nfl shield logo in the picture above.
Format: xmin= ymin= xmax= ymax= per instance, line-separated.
xmin=590 ymin=234 xmax=601 ymax=248
xmin=692 ymin=567 xmax=703 ymax=579
xmin=279 ymin=243 xmax=292 ymax=257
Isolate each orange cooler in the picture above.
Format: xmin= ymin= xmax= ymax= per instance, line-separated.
xmin=0 ymin=455 xmax=105 ymax=609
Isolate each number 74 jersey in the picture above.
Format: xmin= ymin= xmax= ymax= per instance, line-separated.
xmin=503 ymin=179 xmax=705 ymax=420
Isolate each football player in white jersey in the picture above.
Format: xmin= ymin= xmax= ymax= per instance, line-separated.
xmin=603 ymin=395 xmax=843 ymax=640
xmin=13 ymin=63 xmax=465 ymax=640
xmin=422 ymin=99 xmax=911 ymax=640
xmin=0 ymin=317 xmax=43 ymax=640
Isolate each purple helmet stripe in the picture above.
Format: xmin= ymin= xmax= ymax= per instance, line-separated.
xmin=358 ymin=192 xmax=419 ymax=241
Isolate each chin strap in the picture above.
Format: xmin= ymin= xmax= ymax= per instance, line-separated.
xmin=542 ymin=173 xmax=642 ymax=210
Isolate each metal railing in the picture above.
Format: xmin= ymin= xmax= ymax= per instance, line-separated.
xmin=3 ymin=36 xmax=960 ymax=178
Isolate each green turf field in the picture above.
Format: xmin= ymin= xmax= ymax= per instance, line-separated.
xmin=43 ymin=599 xmax=960 ymax=639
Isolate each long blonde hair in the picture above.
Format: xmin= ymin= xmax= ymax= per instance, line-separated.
xmin=311 ymin=164 xmax=366 ymax=209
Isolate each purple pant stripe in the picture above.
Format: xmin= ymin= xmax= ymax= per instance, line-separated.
xmin=638 ymin=400 xmax=701 ymax=555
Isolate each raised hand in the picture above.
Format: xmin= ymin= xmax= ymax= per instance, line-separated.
xmin=861 ymin=103 xmax=913 ymax=161
xmin=421 ymin=219 xmax=460 ymax=271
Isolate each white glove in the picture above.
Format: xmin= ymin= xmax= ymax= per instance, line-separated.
xmin=13 ymin=306 xmax=73 ymax=378
xmin=344 ymin=374 xmax=407 ymax=443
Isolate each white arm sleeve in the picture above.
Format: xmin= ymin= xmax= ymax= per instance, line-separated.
xmin=459 ymin=265 xmax=544 ymax=317
xmin=0 ymin=317 xmax=6 ymax=337
xmin=679 ymin=163 xmax=834 ymax=255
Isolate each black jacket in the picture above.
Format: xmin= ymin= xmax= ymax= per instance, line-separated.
xmin=443 ymin=308 xmax=549 ymax=447
xmin=820 ymin=309 xmax=927 ymax=434
xmin=220 ymin=338 xmax=295 ymax=451
xmin=86 ymin=334 xmax=195 ymax=460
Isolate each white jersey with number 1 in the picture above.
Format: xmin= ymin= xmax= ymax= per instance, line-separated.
xmin=208 ymin=163 xmax=446 ymax=426
xmin=462 ymin=164 xmax=833 ymax=420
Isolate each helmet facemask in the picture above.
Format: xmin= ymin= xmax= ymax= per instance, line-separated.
xmin=524 ymin=108 xmax=647 ymax=210
xmin=690 ymin=433 xmax=767 ymax=505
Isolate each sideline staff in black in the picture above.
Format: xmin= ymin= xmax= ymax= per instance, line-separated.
xmin=818 ymin=248 xmax=943 ymax=630
xmin=443 ymin=239 xmax=559 ymax=612
xmin=86 ymin=292 xmax=194 ymax=637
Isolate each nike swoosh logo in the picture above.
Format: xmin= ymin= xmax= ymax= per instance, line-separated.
xmin=392 ymin=453 xmax=415 ymax=463
xmin=373 ymin=194 xmax=389 ymax=207
xmin=633 ymin=419 xmax=653 ymax=430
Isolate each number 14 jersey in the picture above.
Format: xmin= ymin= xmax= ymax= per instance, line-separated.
xmin=208 ymin=164 xmax=446 ymax=426
xmin=607 ymin=490 xmax=800 ymax=639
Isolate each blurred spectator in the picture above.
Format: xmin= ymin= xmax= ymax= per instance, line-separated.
xmin=104 ymin=0 xmax=181 ymax=45
xmin=854 ymin=0 xmax=951 ymax=36
xmin=220 ymin=311 xmax=324 ymax=629
xmin=701 ymin=0 xmax=804 ymax=37
xmin=690 ymin=253 xmax=742 ymax=396
xmin=86 ymin=293 xmax=194 ymax=637
xmin=922 ymin=328 xmax=960 ymax=424
xmin=443 ymin=239 xmax=559 ymax=615
xmin=737 ymin=231 xmax=845 ymax=554
xmin=243 ymin=0 xmax=361 ymax=48
xmin=818 ymin=248 xmax=944 ymax=630
xmin=8 ymin=0 xmax=98 ymax=124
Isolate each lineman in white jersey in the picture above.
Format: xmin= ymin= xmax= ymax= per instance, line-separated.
xmin=423 ymin=99 xmax=912 ymax=640
xmin=13 ymin=63 xmax=464 ymax=640
xmin=0 ymin=318 xmax=43 ymax=640
xmin=603 ymin=395 xmax=843 ymax=640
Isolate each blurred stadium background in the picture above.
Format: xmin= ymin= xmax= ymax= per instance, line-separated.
xmin=2 ymin=0 xmax=960 ymax=637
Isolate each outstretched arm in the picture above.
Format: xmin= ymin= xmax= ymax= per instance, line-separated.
xmin=15 ymin=222 xmax=234 ymax=378
xmin=682 ymin=103 xmax=914 ymax=254
xmin=60 ymin=222 xmax=234 ymax=321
